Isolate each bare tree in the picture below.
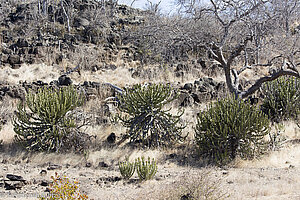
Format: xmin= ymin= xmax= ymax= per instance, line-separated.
xmin=174 ymin=0 xmax=300 ymax=98
xmin=144 ymin=0 xmax=162 ymax=14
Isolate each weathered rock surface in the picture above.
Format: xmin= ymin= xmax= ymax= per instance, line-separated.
xmin=177 ymin=77 xmax=227 ymax=106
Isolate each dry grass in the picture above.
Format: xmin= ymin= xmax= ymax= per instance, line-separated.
xmin=153 ymin=169 xmax=229 ymax=200
xmin=0 ymin=62 xmax=211 ymax=87
xmin=0 ymin=63 xmax=300 ymax=199
xmin=0 ymin=127 xmax=300 ymax=200
xmin=0 ymin=64 xmax=61 ymax=84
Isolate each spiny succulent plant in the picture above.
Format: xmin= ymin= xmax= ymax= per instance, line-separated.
xmin=195 ymin=96 xmax=270 ymax=165
xmin=261 ymin=76 xmax=300 ymax=122
xmin=119 ymin=157 xmax=135 ymax=180
xmin=118 ymin=83 xmax=186 ymax=148
xmin=135 ymin=156 xmax=157 ymax=181
xmin=13 ymin=85 xmax=86 ymax=153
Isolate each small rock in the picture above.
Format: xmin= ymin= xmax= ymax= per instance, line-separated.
xmin=2 ymin=159 xmax=8 ymax=164
xmin=181 ymin=193 xmax=192 ymax=200
xmin=8 ymin=55 xmax=21 ymax=65
xmin=168 ymin=153 xmax=177 ymax=159
xmin=39 ymin=170 xmax=47 ymax=176
xmin=74 ymin=17 xmax=90 ymax=27
xmin=183 ymin=83 xmax=193 ymax=91
xmin=289 ymin=165 xmax=295 ymax=169
xmin=58 ymin=75 xmax=72 ymax=86
xmin=47 ymin=164 xmax=62 ymax=170
xmin=222 ymin=171 xmax=228 ymax=175
xmin=179 ymin=93 xmax=194 ymax=107
xmin=6 ymin=174 xmax=25 ymax=181
xmin=86 ymin=162 xmax=92 ymax=168
xmin=4 ymin=182 xmax=24 ymax=190
xmin=98 ymin=161 xmax=108 ymax=168
xmin=107 ymin=132 xmax=116 ymax=144
xmin=11 ymin=64 xmax=22 ymax=69
xmin=40 ymin=180 xmax=49 ymax=187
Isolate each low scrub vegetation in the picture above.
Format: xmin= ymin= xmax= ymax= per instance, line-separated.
xmin=195 ymin=96 xmax=270 ymax=165
xmin=118 ymin=156 xmax=157 ymax=181
xmin=13 ymin=85 xmax=88 ymax=153
xmin=160 ymin=170 xmax=228 ymax=200
xmin=119 ymin=157 xmax=135 ymax=180
xmin=135 ymin=156 xmax=157 ymax=181
xmin=40 ymin=173 xmax=88 ymax=200
xmin=118 ymin=84 xmax=186 ymax=147
xmin=261 ymin=76 xmax=300 ymax=122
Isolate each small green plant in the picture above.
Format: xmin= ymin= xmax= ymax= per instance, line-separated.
xmin=118 ymin=157 xmax=135 ymax=180
xmin=135 ymin=156 xmax=157 ymax=181
xmin=40 ymin=173 xmax=88 ymax=200
xmin=261 ymin=76 xmax=300 ymax=122
xmin=13 ymin=85 xmax=86 ymax=153
xmin=118 ymin=83 xmax=186 ymax=147
xmin=195 ymin=96 xmax=270 ymax=165
xmin=269 ymin=123 xmax=287 ymax=151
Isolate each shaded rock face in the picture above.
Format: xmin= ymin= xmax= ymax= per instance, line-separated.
xmin=0 ymin=75 xmax=114 ymax=101
xmin=107 ymin=132 xmax=116 ymax=144
xmin=0 ymin=0 xmax=215 ymax=76
xmin=58 ymin=75 xmax=72 ymax=86
xmin=3 ymin=174 xmax=27 ymax=190
xmin=177 ymin=77 xmax=227 ymax=106
xmin=0 ymin=0 xmax=146 ymax=70
xmin=0 ymin=74 xmax=226 ymax=110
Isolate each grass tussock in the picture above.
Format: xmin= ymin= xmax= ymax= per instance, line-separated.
xmin=155 ymin=169 xmax=229 ymax=200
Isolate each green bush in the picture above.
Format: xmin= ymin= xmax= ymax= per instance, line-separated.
xmin=195 ymin=96 xmax=270 ymax=165
xmin=261 ymin=76 xmax=300 ymax=122
xmin=13 ymin=85 xmax=87 ymax=153
xmin=118 ymin=83 xmax=186 ymax=147
xmin=119 ymin=158 xmax=135 ymax=180
xmin=135 ymin=156 xmax=157 ymax=181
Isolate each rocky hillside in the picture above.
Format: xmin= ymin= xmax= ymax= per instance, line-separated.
xmin=0 ymin=0 xmax=230 ymax=105
xmin=0 ymin=0 xmax=148 ymax=70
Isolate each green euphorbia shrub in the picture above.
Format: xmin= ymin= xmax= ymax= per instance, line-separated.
xmin=118 ymin=83 xmax=186 ymax=147
xmin=261 ymin=76 xmax=300 ymax=122
xmin=195 ymin=96 xmax=270 ymax=165
xmin=13 ymin=85 xmax=88 ymax=153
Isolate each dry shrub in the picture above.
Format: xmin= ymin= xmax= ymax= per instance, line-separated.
xmin=40 ymin=173 xmax=88 ymax=200
xmin=160 ymin=170 xmax=229 ymax=200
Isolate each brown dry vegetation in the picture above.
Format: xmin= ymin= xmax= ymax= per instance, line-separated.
xmin=0 ymin=0 xmax=300 ymax=199
xmin=0 ymin=64 xmax=299 ymax=200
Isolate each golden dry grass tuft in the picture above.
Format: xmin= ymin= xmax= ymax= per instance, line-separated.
xmin=0 ymin=64 xmax=61 ymax=84
xmin=153 ymin=169 xmax=229 ymax=200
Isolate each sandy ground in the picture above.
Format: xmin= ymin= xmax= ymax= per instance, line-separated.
xmin=0 ymin=142 xmax=299 ymax=200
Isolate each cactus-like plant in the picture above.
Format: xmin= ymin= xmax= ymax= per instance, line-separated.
xmin=13 ymin=85 xmax=86 ymax=153
xmin=135 ymin=156 xmax=157 ymax=181
xmin=118 ymin=83 xmax=186 ymax=147
xmin=195 ymin=96 xmax=270 ymax=165
xmin=119 ymin=158 xmax=135 ymax=180
xmin=261 ymin=76 xmax=300 ymax=122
